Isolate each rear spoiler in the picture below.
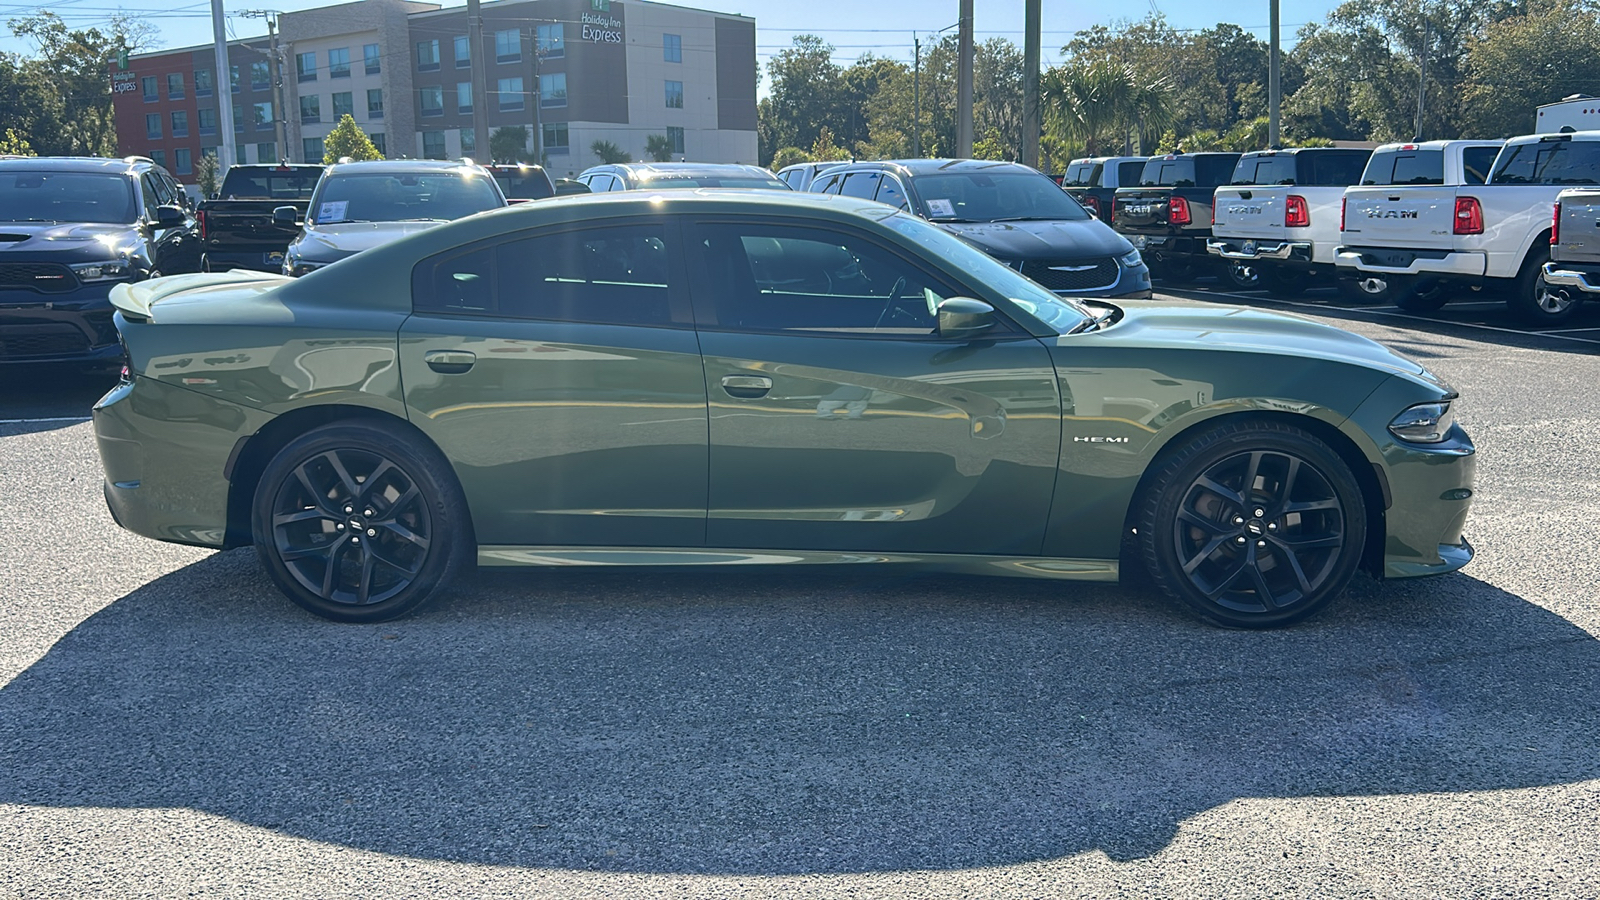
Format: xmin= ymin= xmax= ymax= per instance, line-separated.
xmin=111 ymin=270 xmax=288 ymax=323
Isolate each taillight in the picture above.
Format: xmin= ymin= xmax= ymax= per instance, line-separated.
xmin=1340 ymin=197 xmax=1347 ymax=232
xmin=1285 ymin=194 xmax=1310 ymax=228
xmin=1169 ymin=195 xmax=1192 ymax=226
xmin=196 ymin=209 xmax=207 ymax=241
xmin=1082 ymin=195 xmax=1101 ymax=217
xmin=1552 ymin=202 xmax=1561 ymax=245
xmin=1454 ymin=196 xmax=1483 ymax=235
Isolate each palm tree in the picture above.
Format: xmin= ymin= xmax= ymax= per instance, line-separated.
xmin=1043 ymin=59 xmax=1173 ymax=156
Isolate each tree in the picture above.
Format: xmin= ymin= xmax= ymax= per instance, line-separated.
xmin=590 ymin=139 xmax=632 ymax=164
xmin=6 ymin=12 xmax=158 ymax=157
xmin=770 ymin=146 xmax=812 ymax=170
xmin=489 ymin=126 xmax=529 ymax=164
xmin=762 ymin=36 xmax=844 ymax=164
xmin=1463 ymin=0 xmax=1600 ymax=137
xmin=0 ymin=128 xmax=35 ymax=156
xmin=644 ymin=134 xmax=674 ymax=162
xmin=809 ymin=126 xmax=850 ymax=162
xmin=321 ymin=114 xmax=383 ymax=164
xmin=194 ymin=152 xmax=219 ymax=197
xmin=1043 ymin=58 xmax=1173 ymax=155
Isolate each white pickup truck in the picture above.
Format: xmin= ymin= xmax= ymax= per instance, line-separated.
xmin=1332 ymin=136 xmax=1595 ymax=322
xmin=1538 ymin=187 xmax=1600 ymax=321
xmin=1206 ymin=148 xmax=1372 ymax=296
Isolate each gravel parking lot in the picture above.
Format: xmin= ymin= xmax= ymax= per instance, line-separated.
xmin=3 ymin=288 xmax=1598 ymax=898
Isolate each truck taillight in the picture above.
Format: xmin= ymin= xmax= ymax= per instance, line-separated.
xmin=1552 ymin=202 xmax=1561 ymax=245
xmin=196 ymin=209 xmax=207 ymax=241
xmin=1454 ymin=196 xmax=1483 ymax=235
xmin=1082 ymin=195 xmax=1101 ymax=217
xmin=1340 ymin=197 xmax=1347 ymax=232
xmin=1285 ymin=194 xmax=1310 ymax=228
xmin=1169 ymin=195 xmax=1192 ymax=226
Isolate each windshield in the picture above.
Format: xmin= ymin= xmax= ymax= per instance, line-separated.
xmin=881 ymin=211 xmax=1090 ymax=333
xmin=635 ymin=175 xmax=789 ymax=189
xmin=912 ymin=171 xmax=1089 ymax=222
xmin=219 ymin=168 xmax=322 ymax=200
xmin=0 ymin=172 xmax=137 ymax=224
xmin=310 ymin=171 xmax=502 ymax=224
xmin=1490 ymin=139 xmax=1600 ymax=185
xmin=1061 ymin=162 xmax=1102 ymax=187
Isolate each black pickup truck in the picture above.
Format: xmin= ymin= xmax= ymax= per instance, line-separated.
xmin=196 ymin=164 xmax=323 ymax=272
xmin=1111 ymin=152 xmax=1240 ymax=284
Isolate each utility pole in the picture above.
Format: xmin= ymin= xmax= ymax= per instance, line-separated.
xmin=1268 ymin=0 xmax=1281 ymax=148
xmin=241 ymin=10 xmax=287 ymax=163
xmin=530 ymin=31 xmax=542 ymax=163
xmin=1022 ymin=0 xmax=1040 ymax=168
xmin=211 ymin=0 xmax=236 ymax=176
xmin=1416 ymin=15 xmax=1430 ymax=140
xmin=956 ymin=0 xmax=974 ymax=157
xmin=467 ymin=0 xmax=490 ymax=161
xmin=912 ymin=35 xmax=921 ymax=157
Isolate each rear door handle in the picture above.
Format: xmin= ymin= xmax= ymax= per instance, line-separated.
xmin=721 ymin=374 xmax=772 ymax=398
xmin=424 ymin=350 xmax=476 ymax=374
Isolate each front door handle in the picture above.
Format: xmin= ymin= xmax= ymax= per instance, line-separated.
xmin=424 ymin=349 xmax=476 ymax=374
xmin=721 ymin=374 xmax=772 ymax=398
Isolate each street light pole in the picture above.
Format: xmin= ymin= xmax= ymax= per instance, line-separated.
xmin=956 ymin=0 xmax=974 ymax=157
xmin=211 ymin=0 xmax=236 ymax=176
xmin=467 ymin=0 xmax=490 ymax=161
xmin=912 ymin=34 xmax=920 ymax=157
xmin=1269 ymin=0 xmax=1281 ymax=148
xmin=1022 ymin=0 xmax=1040 ymax=167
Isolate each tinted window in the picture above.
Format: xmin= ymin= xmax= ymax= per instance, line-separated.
xmin=912 ymin=170 xmax=1089 ymax=221
xmin=839 ymin=172 xmax=881 ymax=200
xmin=810 ymin=172 xmax=843 ymax=194
xmin=1231 ymin=155 xmax=1297 ymax=186
xmin=1194 ymin=155 xmax=1240 ymax=187
xmin=1308 ymin=151 xmax=1369 ymax=186
xmin=1362 ymin=150 xmax=1444 ymax=185
xmin=0 ymin=172 xmax=138 ymax=224
xmin=692 ymin=222 xmax=955 ymax=336
xmin=493 ymin=169 xmax=554 ymax=200
xmin=419 ymin=224 xmax=676 ymax=326
xmin=1116 ymin=160 xmax=1145 ymax=187
xmin=1140 ymin=158 xmax=1194 ymax=187
xmin=312 ymin=171 xmax=501 ymax=224
xmin=219 ymin=169 xmax=321 ymax=199
xmin=874 ymin=176 xmax=909 ymax=210
xmin=1462 ymin=147 xmax=1499 ymax=185
xmin=633 ymin=174 xmax=787 ymax=190
xmin=1061 ymin=162 xmax=1101 ymax=186
xmin=1490 ymin=139 xmax=1600 ymax=185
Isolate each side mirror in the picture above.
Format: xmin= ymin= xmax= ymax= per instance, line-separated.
xmin=209 ymin=192 xmax=219 ymax=200
xmin=273 ymin=205 xmax=300 ymax=227
xmin=936 ymin=297 xmax=996 ymax=341
xmin=153 ymin=204 xmax=186 ymax=228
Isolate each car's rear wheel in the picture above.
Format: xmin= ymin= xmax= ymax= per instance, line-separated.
xmin=1222 ymin=260 xmax=1261 ymax=291
xmin=1508 ymin=248 xmax=1579 ymax=324
xmin=252 ymin=421 xmax=471 ymax=622
xmin=1388 ymin=276 xmax=1450 ymax=313
xmin=1137 ymin=421 xmax=1367 ymax=628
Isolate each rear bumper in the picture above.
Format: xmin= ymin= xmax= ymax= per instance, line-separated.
xmin=0 ymin=283 xmax=124 ymax=364
xmin=1334 ymin=246 xmax=1487 ymax=279
xmin=1206 ymin=238 xmax=1313 ymax=264
xmin=1124 ymin=234 xmax=1210 ymax=265
xmin=202 ymin=248 xmax=288 ymax=274
xmin=1541 ymin=261 xmax=1600 ymax=294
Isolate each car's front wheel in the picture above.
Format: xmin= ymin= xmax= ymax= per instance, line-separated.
xmin=252 ymin=421 xmax=471 ymax=622
xmin=1137 ymin=421 xmax=1367 ymax=628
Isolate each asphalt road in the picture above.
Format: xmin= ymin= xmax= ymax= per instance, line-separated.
xmin=2 ymin=287 xmax=1598 ymax=898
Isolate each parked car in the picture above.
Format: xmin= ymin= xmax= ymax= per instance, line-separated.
xmin=1112 ymin=152 xmax=1242 ymax=285
xmin=1537 ymin=186 xmax=1600 ymax=319
xmin=575 ymin=162 xmax=789 ymax=191
xmin=1060 ymin=155 xmax=1147 ymax=221
xmin=0 ymin=155 xmax=199 ymax=366
xmin=776 ymin=160 xmax=848 ymax=192
xmin=95 ymin=191 xmax=1474 ymax=629
xmin=197 ymin=163 xmax=323 ymax=273
xmin=486 ymin=163 xmax=555 ymax=203
xmin=1206 ymin=148 xmax=1372 ymax=296
xmin=811 ymin=159 xmax=1151 ymax=299
xmin=278 ymin=159 xmax=505 ymax=277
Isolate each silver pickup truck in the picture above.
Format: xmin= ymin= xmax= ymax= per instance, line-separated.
xmin=1539 ymin=187 xmax=1600 ymax=322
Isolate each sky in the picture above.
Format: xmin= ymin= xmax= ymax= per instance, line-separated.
xmin=0 ymin=0 xmax=1345 ymax=76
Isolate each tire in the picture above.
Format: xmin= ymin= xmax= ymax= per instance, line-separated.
xmin=1136 ymin=420 xmax=1368 ymax=628
xmin=1389 ymin=276 xmax=1449 ymax=313
xmin=252 ymin=421 xmax=472 ymax=623
xmin=1507 ymin=247 xmax=1579 ymax=325
xmin=1262 ymin=267 xmax=1309 ymax=298
xmin=1222 ymin=260 xmax=1261 ymax=291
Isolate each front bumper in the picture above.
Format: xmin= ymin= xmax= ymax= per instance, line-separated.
xmin=1335 ymin=246 xmax=1487 ymax=279
xmin=1206 ymin=238 xmax=1313 ymax=264
xmin=1541 ymin=261 xmax=1600 ymax=295
xmin=0 ymin=283 xmax=125 ymax=364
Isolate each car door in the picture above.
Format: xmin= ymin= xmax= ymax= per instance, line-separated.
xmin=399 ymin=217 xmax=709 ymax=548
xmin=140 ymin=172 xmax=200 ymax=274
xmin=685 ymin=216 xmax=1062 ymax=555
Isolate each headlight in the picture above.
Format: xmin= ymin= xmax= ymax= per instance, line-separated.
xmin=70 ymin=260 xmax=134 ymax=282
xmin=285 ymin=259 xmax=325 ymax=277
xmin=1388 ymin=401 xmax=1455 ymax=443
xmin=1118 ymin=248 xmax=1144 ymax=268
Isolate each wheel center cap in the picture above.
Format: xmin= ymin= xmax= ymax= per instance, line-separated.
xmin=1245 ymin=519 xmax=1266 ymax=536
xmin=348 ymin=517 xmax=365 ymax=531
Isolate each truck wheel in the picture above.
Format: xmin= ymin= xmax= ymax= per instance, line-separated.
xmin=1390 ymin=277 xmax=1449 ymax=313
xmin=1222 ymin=261 xmax=1261 ymax=291
xmin=1508 ymin=248 xmax=1578 ymax=325
xmin=1263 ymin=268 xmax=1309 ymax=298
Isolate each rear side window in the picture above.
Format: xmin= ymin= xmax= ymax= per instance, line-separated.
xmin=839 ymin=172 xmax=882 ymax=200
xmin=416 ymin=222 xmax=680 ymax=326
xmin=1194 ymin=155 xmax=1239 ymax=187
xmin=1116 ymin=160 xmax=1144 ymax=187
xmin=1061 ymin=162 xmax=1101 ymax=186
xmin=1490 ymin=139 xmax=1600 ymax=185
xmin=810 ymin=171 xmax=845 ymax=194
xmin=874 ymin=176 xmax=909 ymax=210
xmin=1140 ymin=158 xmax=1193 ymax=187
xmin=1308 ymin=151 xmax=1369 ymax=186
xmin=1230 ymin=155 xmax=1297 ymax=186
xmin=1362 ymin=150 xmax=1444 ymax=185
xmin=1461 ymin=147 xmax=1499 ymax=184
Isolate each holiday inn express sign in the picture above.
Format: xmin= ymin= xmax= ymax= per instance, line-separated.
xmin=581 ymin=8 xmax=623 ymax=43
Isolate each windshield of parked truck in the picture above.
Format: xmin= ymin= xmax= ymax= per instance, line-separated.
xmin=1061 ymin=162 xmax=1102 ymax=186
xmin=310 ymin=171 xmax=502 ymax=224
xmin=1490 ymin=138 xmax=1600 ymax=185
xmin=218 ymin=168 xmax=322 ymax=200
xmin=0 ymin=172 xmax=137 ymax=224
xmin=912 ymin=170 xmax=1089 ymax=222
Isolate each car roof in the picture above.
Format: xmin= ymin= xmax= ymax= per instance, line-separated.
xmin=1370 ymin=140 xmax=1505 ymax=151
xmin=0 ymin=156 xmax=146 ymax=176
xmin=322 ymin=159 xmax=489 ymax=176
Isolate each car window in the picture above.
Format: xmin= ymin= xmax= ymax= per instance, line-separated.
xmin=586 ymin=174 xmax=614 ymax=192
xmin=1309 ymin=151 xmax=1369 ymax=186
xmin=839 ymin=172 xmax=881 ymax=200
xmin=1230 ymin=155 xmax=1297 ymax=186
xmin=874 ymin=176 xmax=909 ymax=210
xmin=147 ymin=171 xmax=178 ymax=206
xmin=417 ymin=223 xmax=678 ymax=326
xmin=311 ymin=171 xmax=501 ymax=224
xmin=1462 ymin=146 xmax=1498 ymax=185
xmin=139 ymin=174 xmax=162 ymax=217
xmin=1116 ymin=160 xmax=1145 ymax=187
xmin=0 ymin=171 xmax=139 ymax=224
xmin=1061 ymin=162 xmax=1101 ymax=187
xmin=1140 ymin=158 xmax=1195 ymax=187
xmin=220 ymin=169 xmax=322 ymax=199
xmin=1363 ymin=150 xmax=1444 ymax=185
xmin=810 ymin=172 xmax=843 ymax=194
xmin=1491 ymin=139 xmax=1600 ymax=185
xmin=911 ymin=170 xmax=1089 ymax=221
xmin=690 ymin=222 xmax=956 ymax=337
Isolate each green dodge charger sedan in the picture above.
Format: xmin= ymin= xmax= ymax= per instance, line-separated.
xmin=92 ymin=190 xmax=1475 ymax=627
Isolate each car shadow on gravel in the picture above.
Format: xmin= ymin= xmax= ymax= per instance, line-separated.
xmin=2 ymin=549 xmax=1597 ymax=874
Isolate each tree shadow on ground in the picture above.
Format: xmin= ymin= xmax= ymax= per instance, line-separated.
xmin=2 ymin=551 xmax=1597 ymax=874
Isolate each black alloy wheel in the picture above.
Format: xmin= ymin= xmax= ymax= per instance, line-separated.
xmin=1138 ymin=421 xmax=1367 ymax=628
xmin=253 ymin=422 xmax=470 ymax=622
xmin=1223 ymin=260 xmax=1261 ymax=291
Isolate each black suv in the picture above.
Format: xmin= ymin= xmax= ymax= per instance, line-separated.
xmin=811 ymin=159 xmax=1151 ymax=299
xmin=0 ymin=156 xmax=200 ymax=366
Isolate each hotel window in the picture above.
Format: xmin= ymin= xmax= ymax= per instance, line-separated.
xmin=298 ymin=51 xmax=317 ymax=82
xmin=255 ymin=143 xmax=276 ymax=164
xmin=454 ymin=35 xmax=471 ymax=68
xmin=150 ymin=149 xmax=166 ymax=169
xmin=142 ymin=76 xmax=158 ymax=101
xmin=370 ymin=132 xmax=386 ymax=156
xmin=542 ymin=122 xmax=568 ymax=153
xmin=495 ymin=29 xmax=520 ymax=63
xmin=332 ymin=91 xmax=353 ymax=119
xmin=198 ymin=107 xmax=217 ymax=135
xmin=420 ymin=85 xmax=444 ymax=116
xmin=303 ymin=137 xmax=324 ymax=163
xmin=195 ymin=68 xmax=212 ymax=97
xmin=364 ymin=43 xmax=381 ymax=75
xmin=230 ymin=65 xmax=240 ymax=93
xmin=460 ymin=127 xmax=476 ymax=157
xmin=236 ymin=144 xmax=247 ymax=165
xmin=667 ymin=126 xmax=684 ymax=154
xmin=665 ymin=80 xmax=683 ymax=109
xmin=367 ymin=88 xmax=384 ymax=119
xmin=498 ymin=77 xmax=523 ymax=112
xmin=166 ymin=72 xmax=184 ymax=100
xmin=233 ymin=103 xmax=245 ymax=132
xmin=417 ymin=39 xmax=440 ymax=72
xmin=457 ymin=82 xmax=473 ymax=113
xmin=251 ymin=61 xmax=270 ymax=91
xmin=170 ymin=110 xmax=188 ymax=137
xmin=536 ymin=23 xmax=563 ymax=58
xmin=422 ymin=130 xmax=446 ymax=160
xmin=174 ymin=148 xmax=192 ymax=175
xmin=328 ymin=47 xmax=350 ymax=78
xmin=145 ymin=113 xmax=161 ymax=140
xmin=300 ymin=95 xmax=320 ymax=124
xmin=201 ymin=146 xmax=217 ymax=162
xmin=254 ymin=101 xmax=274 ymax=130
xmin=664 ymin=33 xmax=682 ymax=63
xmin=540 ymin=72 xmax=565 ymax=108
